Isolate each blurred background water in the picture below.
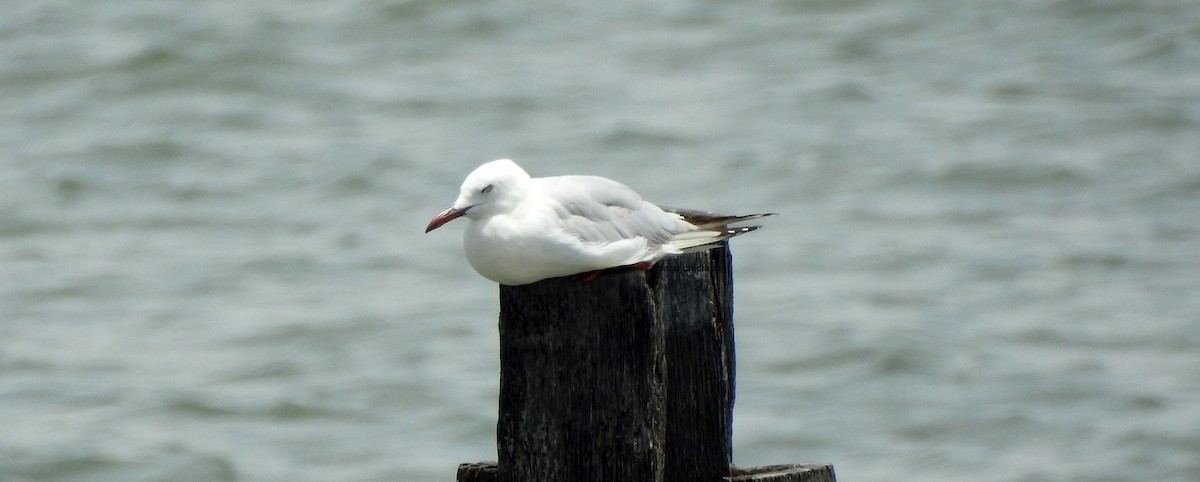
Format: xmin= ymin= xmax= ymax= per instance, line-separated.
xmin=2 ymin=0 xmax=1199 ymax=480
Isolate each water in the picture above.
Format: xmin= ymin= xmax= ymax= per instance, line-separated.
xmin=3 ymin=0 xmax=1199 ymax=480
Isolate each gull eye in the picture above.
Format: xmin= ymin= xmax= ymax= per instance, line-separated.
xmin=480 ymin=184 xmax=494 ymax=194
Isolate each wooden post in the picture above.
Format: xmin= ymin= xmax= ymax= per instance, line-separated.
xmin=455 ymin=462 xmax=837 ymax=482
xmin=729 ymin=465 xmax=838 ymax=482
xmin=495 ymin=266 xmax=666 ymax=482
xmin=456 ymin=244 xmax=836 ymax=482
xmin=654 ymin=247 xmax=735 ymax=482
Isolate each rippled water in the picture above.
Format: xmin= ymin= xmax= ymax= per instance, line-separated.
xmin=3 ymin=1 xmax=1199 ymax=481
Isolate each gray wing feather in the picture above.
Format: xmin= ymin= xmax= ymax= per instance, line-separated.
xmin=537 ymin=175 xmax=687 ymax=245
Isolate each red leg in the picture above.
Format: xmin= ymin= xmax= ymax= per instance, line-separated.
xmin=573 ymin=262 xmax=653 ymax=282
xmin=573 ymin=270 xmax=603 ymax=281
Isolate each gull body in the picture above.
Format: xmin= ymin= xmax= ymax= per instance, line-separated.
xmin=425 ymin=159 xmax=770 ymax=286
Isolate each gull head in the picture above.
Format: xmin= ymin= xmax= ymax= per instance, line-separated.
xmin=425 ymin=159 xmax=531 ymax=233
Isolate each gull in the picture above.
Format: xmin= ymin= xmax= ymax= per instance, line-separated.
xmin=425 ymin=159 xmax=772 ymax=286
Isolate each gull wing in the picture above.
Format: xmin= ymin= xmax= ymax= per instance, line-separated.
xmin=533 ymin=175 xmax=687 ymax=246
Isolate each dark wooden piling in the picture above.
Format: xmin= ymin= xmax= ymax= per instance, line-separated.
xmin=654 ymin=246 xmax=735 ymax=482
xmin=729 ymin=465 xmax=838 ymax=482
xmin=495 ymin=264 xmax=667 ymax=482
xmin=457 ymin=244 xmax=835 ymax=482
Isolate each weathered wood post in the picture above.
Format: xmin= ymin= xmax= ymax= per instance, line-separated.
xmin=496 ymin=262 xmax=667 ymax=482
xmin=654 ymin=245 xmax=735 ymax=481
xmin=456 ymin=244 xmax=835 ymax=482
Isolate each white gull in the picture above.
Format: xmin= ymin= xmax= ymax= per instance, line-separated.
xmin=425 ymin=159 xmax=772 ymax=286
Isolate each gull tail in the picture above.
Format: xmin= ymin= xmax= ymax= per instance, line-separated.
xmin=661 ymin=209 xmax=776 ymax=253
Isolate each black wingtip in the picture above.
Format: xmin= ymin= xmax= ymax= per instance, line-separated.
xmin=724 ymin=225 xmax=762 ymax=236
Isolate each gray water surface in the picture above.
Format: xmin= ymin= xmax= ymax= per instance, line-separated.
xmin=3 ymin=1 xmax=1199 ymax=481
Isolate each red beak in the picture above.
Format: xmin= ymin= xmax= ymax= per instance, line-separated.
xmin=425 ymin=206 xmax=470 ymax=233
